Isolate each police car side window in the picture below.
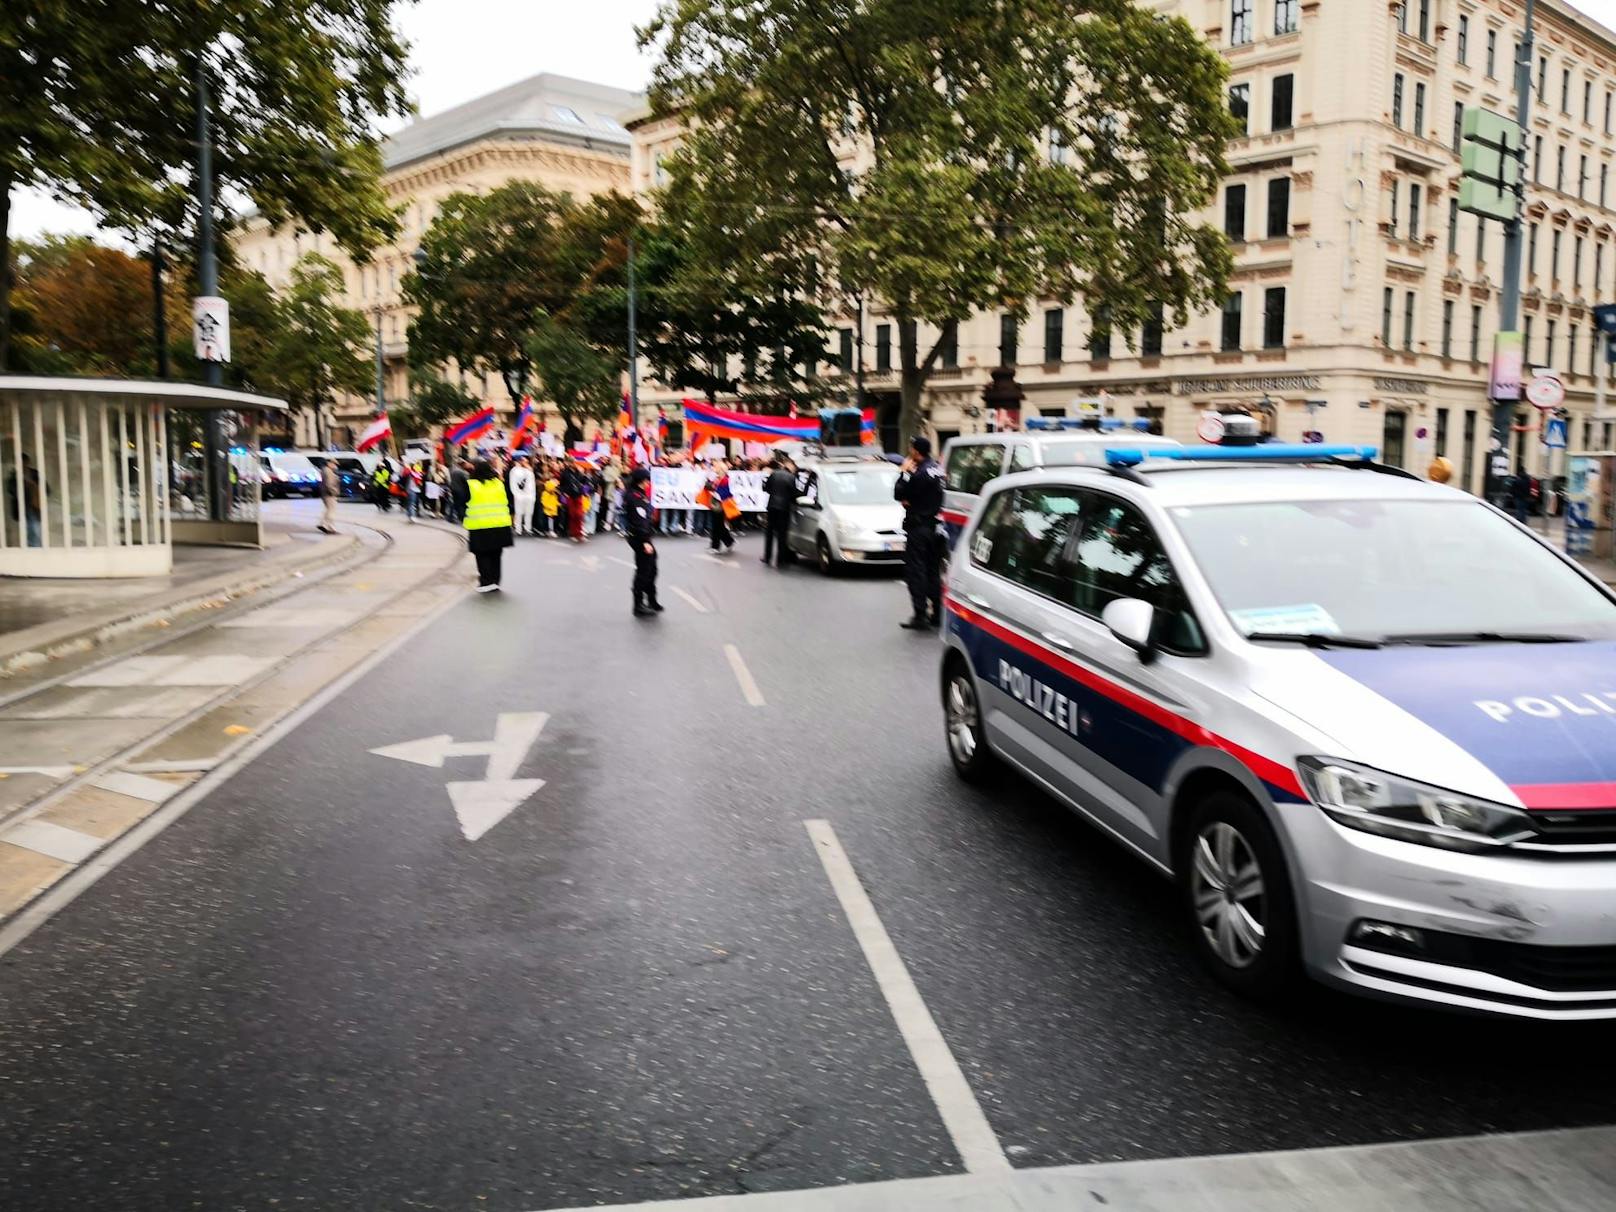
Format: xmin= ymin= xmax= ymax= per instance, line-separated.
xmin=979 ymin=487 xmax=1084 ymax=605
xmin=1069 ymin=494 xmax=1206 ymax=655
xmin=968 ymin=489 xmax=1014 ymax=568
xmin=947 ymin=444 xmax=1006 ymax=494
xmin=1009 ymin=443 xmax=1036 ymax=472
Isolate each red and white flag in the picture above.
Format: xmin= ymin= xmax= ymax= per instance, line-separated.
xmin=356 ymin=412 xmax=392 ymax=453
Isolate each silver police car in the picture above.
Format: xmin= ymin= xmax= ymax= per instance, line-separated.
xmin=941 ymin=444 xmax=1616 ymax=1019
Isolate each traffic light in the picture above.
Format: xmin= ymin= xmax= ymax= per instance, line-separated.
xmin=1459 ymin=107 xmax=1524 ymax=223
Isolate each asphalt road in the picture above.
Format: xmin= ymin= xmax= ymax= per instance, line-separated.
xmin=1 ymin=521 xmax=1614 ymax=1211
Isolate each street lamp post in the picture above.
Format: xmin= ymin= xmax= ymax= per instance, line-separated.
xmin=195 ymin=61 xmax=230 ymax=521
xmin=373 ymin=304 xmax=385 ymax=415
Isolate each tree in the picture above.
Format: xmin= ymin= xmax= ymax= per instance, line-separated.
xmin=261 ymin=254 xmax=373 ymax=446
xmin=643 ymin=0 xmax=1235 ymax=443
xmin=0 ymin=0 xmax=411 ymax=369
xmin=9 ymin=236 xmax=175 ymax=375
xmin=525 ymin=312 xmax=623 ymax=443
xmin=405 ymin=182 xmax=582 ymax=410
xmin=406 ymin=368 xmax=481 ymax=432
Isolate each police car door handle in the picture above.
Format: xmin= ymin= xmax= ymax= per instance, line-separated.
xmin=963 ymin=592 xmax=995 ymax=615
xmin=1042 ymin=631 xmax=1077 ymax=652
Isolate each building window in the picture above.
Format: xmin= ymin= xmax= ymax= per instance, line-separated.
xmin=1475 ymin=215 xmax=1486 ymax=262
xmin=1382 ymin=287 xmax=1395 ymax=346
xmin=1534 ymin=135 xmax=1543 ymax=184
xmin=1413 ymin=82 xmax=1426 ymax=135
xmin=1538 ymin=55 xmax=1547 ymax=100
xmin=838 ymin=327 xmax=854 ymax=372
xmin=1224 ymin=183 xmax=1247 ymax=240
xmin=1471 ymin=304 xmax=1483 ymax=363
xmin=1586 ymin=80 xmax=1594 ymax=124
xmin=1230 ymin=0 xmax=1253 ymax=46
xmin=1267 ymin=177 xmax=1291 ymax=238
xmin=1229 ymin=83 xmax=1250 ymax=134
xmin=1486 ymin=30 xmax=1497 ymax=78
xmin=1389 ymin=178 xmax=1400 ymax=238
xmin=1562 ymin=68 xmax=1572 ymax=114
xmin=1221 ymin=293 xmax=1243 ymax=351
xmin=1088 ymin=309 xmax=1111 ymax=361
xmin=1397 ymin=2 xmax=1407 ymax=35
xmin=1275 ymin=0 xmax=1298 ymax=35
xmin=1141 ymin=305 xmax=1164 ymax=357
xmin=1262 ymin=287 xmax=1286 ymax=349
xmin=1436 ymin=408 xmax=1450 ymax=458
xmin=1547 ymin=319 xmax=1557 ymax=366
xmin=1452 ymin=101 xmax=1465 ymax=152
xmin=1576 ymin=236 xmax=1585 ymax=289
xmin=1525 ymin=315 xmax=1535 ymax=362
xmin=1043 ymin=309 xmax=1063 ymax=363
xmin=999 ymin=313 xmax=1018 ymax=366
xmin=1271 ymin=75 xmax=1294 ymax=131
xmin=1557 ymin=145 xmax=1566 ymax=193
xmin=1408 ymin=182 xmax=1422 ymax=242
xmin=1392 ymin=74 xmax=1405 ymax=128
xmin=1447 ymin=196 xmax=1460 ymax=255
xmin=1403 ymin=291 xmax=1417 ymax=351
xmin=1570 ymin=324 xmax=1579 ymax=372
xmin=1603 ymin=164 xmax=1609 ymax=209
xmin=875 ymin=323 xmax=892 ymax=372
xmin=1553 ymin=229 xmax=1562 ymax=280
xmin=1607 ymin=91 xmax=1613 ymax=135
xmin=1457 ymin=15 xmax=1469 ymax=64
xmin=1462 ymin=410 xmax=1477 ymax=488
xmin=1529 ymin=222 xmax=1539 ymax=274
xmin=1599 ymin=244 xmax=1606 ymax=296
xmin=1441 ymin=300 xmax=1455 ymax=359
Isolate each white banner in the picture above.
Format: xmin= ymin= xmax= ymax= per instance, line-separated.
xmin=192 ymin=295 xmax=231 ymax=363
xmin=649 ymin=469 xmax=769 ymax=511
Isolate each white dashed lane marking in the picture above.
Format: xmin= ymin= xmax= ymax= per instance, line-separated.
xmin=723 ymin=643 xmax=765 ymax=707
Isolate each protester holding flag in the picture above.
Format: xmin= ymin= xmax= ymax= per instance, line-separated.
xmin=706 ymin=460 xmax=737 ymax=554
xmin=356 ymin=412 xmax=392 ymax=455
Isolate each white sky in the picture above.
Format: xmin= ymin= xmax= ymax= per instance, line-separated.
xmin=10 ymin=0 xmax=1616 ymax=240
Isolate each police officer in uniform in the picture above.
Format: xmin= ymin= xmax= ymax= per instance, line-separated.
xmin=894 ymin=435 xmax=945 ymax=630
xmin=624 ymin=466 xmax=664 ymax=617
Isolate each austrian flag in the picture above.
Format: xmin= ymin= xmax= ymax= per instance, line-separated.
xmin=356 ymin=412 xmax=392 ymax=453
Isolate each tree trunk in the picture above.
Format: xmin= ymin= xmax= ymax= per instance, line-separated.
xmin=897 ymin=316 xmax=925 ymax=450
xmin=0 ymin=181 xmax=13 ymax=372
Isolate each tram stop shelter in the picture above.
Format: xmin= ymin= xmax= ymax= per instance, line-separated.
xmin=0 ymin=376 xmax=287 ymax=578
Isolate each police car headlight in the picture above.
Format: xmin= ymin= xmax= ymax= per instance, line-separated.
xmin=1297 ymin=758 xmax=1535 ymax=852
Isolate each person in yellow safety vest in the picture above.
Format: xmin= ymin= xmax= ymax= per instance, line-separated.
xmin=463 ymin=458 xmax=515 ymax=593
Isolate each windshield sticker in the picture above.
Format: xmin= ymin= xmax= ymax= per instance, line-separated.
xmin=971 ymin=532 xmax=993 ymax=564
xmin=1229 ymin=603 xmax=1341 ymax=636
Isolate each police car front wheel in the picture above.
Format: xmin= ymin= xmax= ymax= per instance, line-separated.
xmin=1177 ymin=793 xmax=1298 ymax=999
xmin=943 ymin=661 xmax=996 ymax=783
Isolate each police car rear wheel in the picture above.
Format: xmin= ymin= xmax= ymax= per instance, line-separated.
xmin=943 ymin=664 xmax=994 ymax=783
xmin=1178 ymin=793 xmax=1297 ymax=999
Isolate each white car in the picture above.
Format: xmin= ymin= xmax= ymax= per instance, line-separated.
xmin=788 ymin=457 xmax=907 ymax=573
xmin=942 ymin=442 xmax=1616 ymax=1019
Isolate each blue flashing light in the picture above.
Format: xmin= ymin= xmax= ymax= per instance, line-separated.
xmin=1104 ymin=444 xmax=1379 ymax=467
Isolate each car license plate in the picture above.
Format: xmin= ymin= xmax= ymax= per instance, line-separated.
xmin=886 ymin=540 xmax=904 ymax=551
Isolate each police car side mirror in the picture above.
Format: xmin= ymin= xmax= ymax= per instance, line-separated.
xmin=1102 ymin=598 xmax=1157 ymax=662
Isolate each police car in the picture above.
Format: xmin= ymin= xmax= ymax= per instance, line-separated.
xmin=940 ymin=420 xmax=1180 ymax=544
xmin=941 ymin=443 xmax=1616 ymax=1019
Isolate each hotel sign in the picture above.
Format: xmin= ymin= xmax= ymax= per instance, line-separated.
xmin=1174 ymin=374 xmax=1321 ymax=395
xmin=1372 ymin=377 xmax=1429 ymax=394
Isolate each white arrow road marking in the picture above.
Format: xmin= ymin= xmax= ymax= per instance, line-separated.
xmin=370 ymin=713 xmax=551 ymax=841
xmin=447 ymin=778 xmax=545 ymax=841
xmin=606 ymin=555 xmax=635 ymax=569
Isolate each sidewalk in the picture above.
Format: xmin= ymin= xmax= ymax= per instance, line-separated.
xmin=0 ymin=509 xmax=361 ymax=679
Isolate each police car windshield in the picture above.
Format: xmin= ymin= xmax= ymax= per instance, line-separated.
xmin=822 ymin=466 xmax=900 ymax=504
xmin=1172 ymin=498 xmax=1616 ymax=642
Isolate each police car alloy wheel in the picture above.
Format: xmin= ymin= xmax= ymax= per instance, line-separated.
xmin=943 ymin=659 xmax=995 ymax=783
xmin=816 ymin=535 xmax=835 ymax=574
xmin=1176 ymin=792 xmax=1297 ymax=998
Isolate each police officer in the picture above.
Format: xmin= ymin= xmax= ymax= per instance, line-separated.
xmin=623 ymin=466 xmax=664 ymax=617
xmin=894 ymin=434 xmax=945 ymax=630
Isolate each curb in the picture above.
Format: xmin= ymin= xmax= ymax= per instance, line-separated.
xmin=0 ymin=531 xmax=362 ymax=680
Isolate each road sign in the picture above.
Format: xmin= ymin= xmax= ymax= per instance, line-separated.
xmin=1593 ymin=304 xmax=1616 ymax=336
xmin=1459 ymin=107 xmax=1525 ymax=222
xmin=1301 ymin=429 xmax=1324 ymax=444
xmin=1544 ymin=415 xmax=1569 ymax=449
xmin=1489 ymin=331 xmax=1523 ymax=401
xmin=370 ymin=711 xmax=549 ymax=841
xmin=192 ymin=296 xmax=231 ymax=363
xmin=1525 ymin=368 xmax=1565 ymax=410
xmin=1196 ymin=411 xmax=1226 ymax=444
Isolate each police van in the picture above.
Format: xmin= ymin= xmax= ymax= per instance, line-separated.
xmin=941 ymin=443 xmax=1616 ymax=1019
xmin=940 ymin=420 xmax=1179 ymax=544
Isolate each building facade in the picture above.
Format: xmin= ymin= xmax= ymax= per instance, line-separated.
xmin=234 ymin=74 xmax=642 ymax=446
xmin=630 ymin=0 xmax=1616 ymax=486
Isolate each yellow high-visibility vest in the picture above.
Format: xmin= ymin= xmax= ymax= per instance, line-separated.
xmin=463 ymin=478 xmax=513 ymax=530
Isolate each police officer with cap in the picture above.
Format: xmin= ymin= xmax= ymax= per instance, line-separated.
xmin=624 ymin=466 xmax=664 ymax=617
xmin=894 ymin=434 xmax=945 ymax=630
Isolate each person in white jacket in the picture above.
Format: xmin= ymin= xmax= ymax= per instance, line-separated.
xmin=508 ymin=453 xmax=537 ymax=536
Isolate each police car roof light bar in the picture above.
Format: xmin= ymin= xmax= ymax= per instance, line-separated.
xmin=1103 ymin=443 xmax=1379 ymax=468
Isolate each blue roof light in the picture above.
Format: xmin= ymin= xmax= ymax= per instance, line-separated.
xmin=1104 ymin=444 xmax=1379 ymax=467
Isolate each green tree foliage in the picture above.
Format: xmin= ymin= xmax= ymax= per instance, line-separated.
xmin=406 ymin=368 xmax=481 ymax=432
xmin=643 ymin=0 xmax=1236 ymax=443
xmin=525 ymin=311 xmax=623 ymax=440
xmin=0 ymin=0 xmax=412 ymax=368
xmin=261 ymin=254 xmax=373 ymax=445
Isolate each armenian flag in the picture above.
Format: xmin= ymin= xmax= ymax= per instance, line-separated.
xmin=445 ymin=406 xmax=496 ymax=446
xmin=509 ymin=396 xmax=536 ymax=451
